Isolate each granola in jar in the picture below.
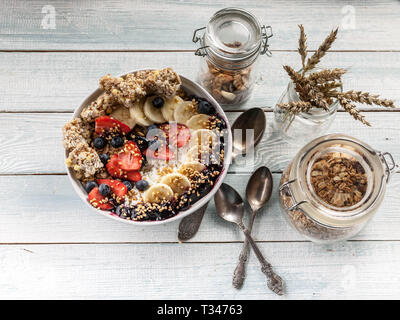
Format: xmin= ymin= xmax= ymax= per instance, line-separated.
xmin=192 ymin=8 xmax=272 ymax=106
xmin=278 ymin=134 xmax=397 ymax=243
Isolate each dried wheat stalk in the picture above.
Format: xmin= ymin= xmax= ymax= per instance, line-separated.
xmin=298 ymin=24 xmax=307 ymax=70
xmin=308 ymin=68 xmax=347 ymax=83
xmin=303 ymin=28 xmax=338 ymax=74
xmin=337 ymin=95 xmax=371 ymax=126
xmin=278 ymin=25 xmax=396 ymax=126
xmin=338 ymin=90 xmax=395 ymax=108
xmin=278 ymin=101 xmax=311 ymax=114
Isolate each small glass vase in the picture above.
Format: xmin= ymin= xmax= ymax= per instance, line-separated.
xmin=273 ymin=81 xmax=339 ymax=145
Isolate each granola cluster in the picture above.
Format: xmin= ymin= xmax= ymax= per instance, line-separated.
xmin=310 ymin=153 xmax=367 ymax=207
xmin=80 ymin=93 xmax=119 ymax=122
xmin=65 ymin=142 xmax=103 ymax=179
xmin=62 ymin=118 xmax=92 ymax=151
xmin=100 ymin=68 xmax=181 ymax=108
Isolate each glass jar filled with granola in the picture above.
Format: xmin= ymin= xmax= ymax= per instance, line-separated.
xmin=279 ymin=134 xmax=398 ymax=243
xmin=192 ymin=7 xmax=273 ymax=106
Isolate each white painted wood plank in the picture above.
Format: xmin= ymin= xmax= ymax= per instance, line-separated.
xmin=0 ymin=51 xmax=398 ymax=112
xmin=0 ymin=112 xmax=398 ymax=174
xmin=0 ymin=173 xmax=399 ymax=243
xmin=0 ymin=0 xmax=399 ymax=50
xmin=0 ymin=242 xmax=399 ymax=299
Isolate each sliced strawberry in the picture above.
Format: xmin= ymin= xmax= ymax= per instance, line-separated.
xmin=106 ymin=154 xmax=142 ymax=182
xmin=96 ymin=179 xmax=128 ymax=198
xmin=118 ymin=141 xmax=143 ymax=171
xmin=106 ymin=154 xmax=124 ymax=178
xmin=126 ymin=170 xmax=142 ymax=182
xmin=88 ymin=187 xmax=113 ymax=210
xmin=159 ymin=123 xmax=191 ymax=148
xmin=145 ymin=145 xmax=174 ymax=161
xmin=95 ymin=116 xmax=131 ymax=135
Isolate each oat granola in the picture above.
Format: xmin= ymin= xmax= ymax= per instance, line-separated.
xmin=80 ymin=93 xmax=119 ymax=122
xmin=66 ymin=141 xmax=103 ymax=179
xmin=310 ymin=153 xmax=367 ymax=207
xmin=62 ymin=118 xmax=92 ymax=151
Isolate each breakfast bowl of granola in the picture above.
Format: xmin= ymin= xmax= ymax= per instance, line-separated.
xmin=63 ymin=68 xmax=232 ymax=225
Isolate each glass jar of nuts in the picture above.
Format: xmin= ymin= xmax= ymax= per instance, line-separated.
xmin=192 ymin=7 xmax=273 ymax=106
xmin=279 ymin=134 xmax=398 ymax=243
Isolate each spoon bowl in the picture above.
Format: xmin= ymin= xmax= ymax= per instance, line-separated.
xmin=231 ymin=108 xmax=266 ymax=157
xmin=246 ymin=166 xmax=273 ymax=212
xmin=214 ymin=183 xmax=245 ymax=224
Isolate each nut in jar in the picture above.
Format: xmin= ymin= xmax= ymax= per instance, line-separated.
xmin=192 ymin=7 xmax=272 ymax=106
xmin=201 ymin=61 xmax=253 ymax=105
xmin=278 ymin=134 xmax=398 ymax=243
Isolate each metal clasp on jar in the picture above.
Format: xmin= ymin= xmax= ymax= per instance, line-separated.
xmin=192 ymin=27 xmax=209 ymax=57
xmin=378 ymin=151 xmax=398 ymax=183
xmin=279 ymin=179 xmax=308 ymax=211
xmin=260 ymin=25 xmax=273 ymax=56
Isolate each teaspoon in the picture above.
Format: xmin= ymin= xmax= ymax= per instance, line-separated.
xmin=178 ymin=108 xmax=266 ymax=242
xmin=215 ymin=183 xmax=284 ymax=295
xmin=233 ymin=166 xmax=273 ymax=289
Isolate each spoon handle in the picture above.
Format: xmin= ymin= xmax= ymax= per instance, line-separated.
xmin=237 ymin=222 xmax=284 ymax=296
xmin=178 ymin=202 xmax=209 ymax=242
xmin=232 ymin=209 xmax=257 ymax=289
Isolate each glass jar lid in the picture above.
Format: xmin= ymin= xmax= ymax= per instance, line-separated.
xmin=192 ymin=7 xmax=272 ymax=69
xmin=280 ymin=134 xmax=397 ymax=228
xmin=205 ymin=8 xmax=262 ymax=60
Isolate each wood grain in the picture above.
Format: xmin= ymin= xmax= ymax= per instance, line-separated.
xmin=0 ymin=0 xmax=399 ymax=51
xmin=0 ymin=112 xmax=398 ymax=174
xmin=0 ymin=51 xmax=398 ymax=112
xmin=0 ymin=241 xmax=399 ymax=299
xmin=0 ymin=173 xmax=399 ymax=244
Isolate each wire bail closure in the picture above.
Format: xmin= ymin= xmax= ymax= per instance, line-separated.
xmin=378 ymin=151 xmax=398 ymax=183
xmin=260 ymin=25 xmax=273 ymax=56
xmin=192 ymin=27 xmax=208 ymax=57
xmin=279 ymin=179 xmax=308 ymax=211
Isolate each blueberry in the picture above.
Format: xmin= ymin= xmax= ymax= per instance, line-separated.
xmin=123 ymin=180 xmax=133 ymax=191
xmin=99 ymin=154 xmax=110 ymax=165
xmin=85 ymin=181 xmax=98 ymax=193
xmin=197 ymin=100 xmax=215 ymax=115
xmin=152 ymin=97 xmax=164 ymax=108
xmin=93 ymin=137 xmax=106 ymax=149
xmin=110 ymin=136 xmax=124 ymax=148
xmin=99 ymin=183 xmax=111 ymax=196
xmin=136 ymin=180 xmax=149 ymax=191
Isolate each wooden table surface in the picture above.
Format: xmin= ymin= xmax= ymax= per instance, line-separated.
xmin=1 ymin=0 xmax=399 ymax=299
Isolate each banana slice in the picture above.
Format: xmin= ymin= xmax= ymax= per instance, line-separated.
xmin=190 ymin=129 xmax=218 ymax=147
xmin=160 ymin=173 xmax=191 ymax=196
xmin=179 ymin=162 xmax=206 ymax=175
xmin=186 ymin=114 xmax=211 ymax=130
xmin=162 ymin=96 xmax=183 ymax=122
xmin=143 ymin=183 xmax=174 ymax=203
xmin=144 ymin=96 xmax=166 ymax=124
xmin=110 ymin=106 xmax=136 ymax=128
xmin=186 ymin=145 xmax=213 ymax=163
xmin=129 ymin=100 xmax=153 ymax=127
xmin=174 ymin=100 xmax=198 ymax=124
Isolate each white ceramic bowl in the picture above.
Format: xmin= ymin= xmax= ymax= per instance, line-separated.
xmin=65 ymin=70 xmax=232 ymax=226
